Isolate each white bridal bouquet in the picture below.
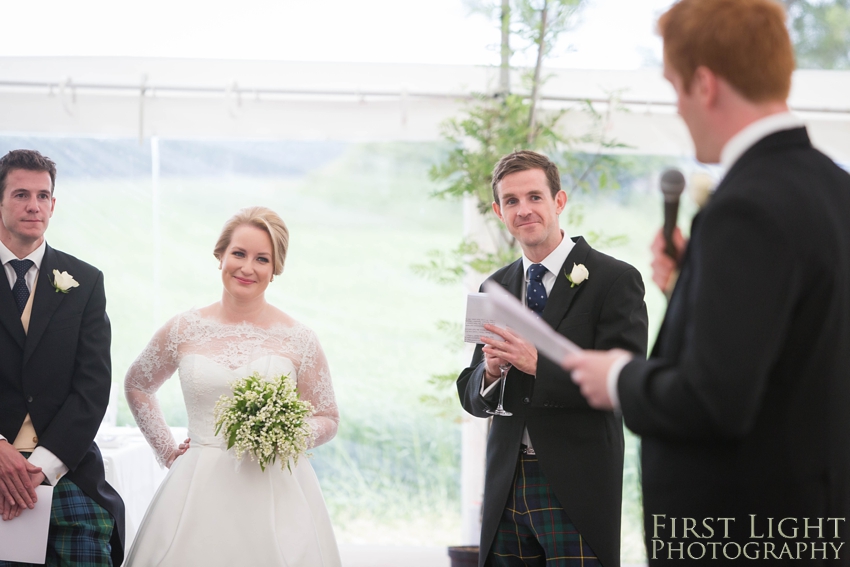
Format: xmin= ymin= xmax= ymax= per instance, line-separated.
xmin=213 ymin=372 xmax=313 ymax=472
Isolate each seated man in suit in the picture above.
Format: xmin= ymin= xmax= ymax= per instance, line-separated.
xmin=565 ymin=0 xmax=850 ymax=563
xmin=0 ymin=149 xmax=124 ymax=566
xmin=458 ymin=150 xmax=648 ymax=567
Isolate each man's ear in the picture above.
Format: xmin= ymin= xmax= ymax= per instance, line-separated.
xmin=492 ymin=200 xmax=504 ymax=222
xmin=555 ymin=190 xmax=567 ymax=214
xmin=692 ymin=65 xmax=719 ymax=108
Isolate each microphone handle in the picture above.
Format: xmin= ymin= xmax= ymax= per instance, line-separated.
xmin=663 ymin=200 xmax=680 ymax=264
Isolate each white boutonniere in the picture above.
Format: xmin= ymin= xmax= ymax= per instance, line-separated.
xmin=565 ymin=263 xmax=589 ymax=288
xmin=689 ymin=171 xmax=715 ymax=209
xmin=51 ymin=270 xmax=80 ymax=293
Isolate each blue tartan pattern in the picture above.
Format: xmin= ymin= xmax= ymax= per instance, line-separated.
xmin=488 ymin=453 xmax=601 ymax=567
xmin=0 ymin=476 xmax=113 ymax=567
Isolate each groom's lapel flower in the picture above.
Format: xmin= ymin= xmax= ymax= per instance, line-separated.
xmin=565 ymin=263 xmax=589 ymax=288
xmin=52 ymin=270 xmax=80 ymax=293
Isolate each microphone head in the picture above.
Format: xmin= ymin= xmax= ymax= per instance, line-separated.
xmin=660 ymin=168 xmax=686 ymax=202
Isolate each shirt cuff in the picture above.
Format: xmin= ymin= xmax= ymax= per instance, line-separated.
xmin=0 ymin=434 xmax=6 ymax=442
xmin=28 ymin=447 xmax=69 ymax=486
xmin=480 ymin=368 xmax=501 ymax=397
xmin=606 ymin=353 xmax=633 ymax=412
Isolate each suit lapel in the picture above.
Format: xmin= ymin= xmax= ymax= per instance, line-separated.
xmin=541 ymin=236 xmax=590 ymax=328
xmin=24 ymin=246 xmax=66 ymax=364
xmin=497 ymin=258 xmax=524 ymax=300
xmin=652 ymin=206 xmax=704 ymax=358
xmin=0 ymin=269 xmax=25 ymax=349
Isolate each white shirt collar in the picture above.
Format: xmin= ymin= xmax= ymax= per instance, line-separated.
xmin=0 ymin=238 xmax=47 ymax=269
xmin=720 ymin=112 xmax=805 ymax=175
xmin=521 ymin=231 xmax=575 ymax=277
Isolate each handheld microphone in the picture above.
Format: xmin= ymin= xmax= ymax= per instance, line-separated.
xmin=660 ymin=169 xmax=686 ymax=264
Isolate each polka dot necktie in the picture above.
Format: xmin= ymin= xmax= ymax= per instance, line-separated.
xmin=9 ymin=259 xmax=34 ymax=315
xmin=526 ymin=263 xmax=548 ymax=315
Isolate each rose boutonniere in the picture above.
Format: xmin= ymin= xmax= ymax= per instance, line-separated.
xmin=565 ymin=263 xmax=589 ymax=288
xmin=52 ymin=270 xmax=80 ymax=293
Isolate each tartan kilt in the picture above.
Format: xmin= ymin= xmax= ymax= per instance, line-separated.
xmin=0 ymin=476 xmax=113 ymax=567
xmin=488 ymin=453 xmax=601 ymax=567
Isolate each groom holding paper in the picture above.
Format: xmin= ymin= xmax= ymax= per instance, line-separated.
xmin=457 ymin=150 xmax=647 ymax=567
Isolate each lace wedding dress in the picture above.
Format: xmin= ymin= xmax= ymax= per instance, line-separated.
xmin=123 ymin=309 xmax=341 ymax=567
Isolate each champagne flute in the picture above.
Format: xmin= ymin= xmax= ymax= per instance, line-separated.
xmin=487 ymin=362 xmax=513 ymax=416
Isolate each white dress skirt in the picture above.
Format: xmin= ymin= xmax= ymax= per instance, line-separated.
xmin=124 ymin=312 xmax=341 ymax=567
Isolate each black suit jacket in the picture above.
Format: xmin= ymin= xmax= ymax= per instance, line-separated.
xmin=619 ymin=128 xmax=850 ymax=564
xmin=458 ymin=236 xmax=648 ymax=567
xmin=0 ymin=245 xmax=124 ymax=566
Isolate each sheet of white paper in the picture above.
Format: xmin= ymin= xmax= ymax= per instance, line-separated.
xmin=482 ymin=280 xmax=582 ymax=363
xmin=464 ymin=292 xmax=507 ymax=343
xmin=0 ymin=484 xmax=54 ymax=563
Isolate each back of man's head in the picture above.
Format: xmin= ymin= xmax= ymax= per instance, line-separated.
xmin=0 ymin=149 xmax=57 ymax=200
xmin=659 ymin=0 xmax=795 ymax=103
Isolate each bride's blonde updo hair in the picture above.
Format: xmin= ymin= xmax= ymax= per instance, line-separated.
xmin=213 ymin=206 xmax=289 ymax=276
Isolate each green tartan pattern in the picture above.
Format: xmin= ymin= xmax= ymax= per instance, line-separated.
xmin=0 ymin=476 xmax=113 ymax=567
xmin=488 ymin=453 xmax=601 ymax=567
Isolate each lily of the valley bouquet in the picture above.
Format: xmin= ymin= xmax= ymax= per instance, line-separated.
xmin=213 ymin=372 xmax=313 ymax=472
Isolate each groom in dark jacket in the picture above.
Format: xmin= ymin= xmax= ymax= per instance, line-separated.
xmin=458 ymin=150 xmax=648 ymax=567
xmin=0 ymin=150 xmax=124 ymax=566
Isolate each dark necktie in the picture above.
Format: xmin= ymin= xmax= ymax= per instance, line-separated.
xmin=9 ymin=259 xmax=34 ymax=315
xmin=526 ymin=263 xmax=548 ymax=315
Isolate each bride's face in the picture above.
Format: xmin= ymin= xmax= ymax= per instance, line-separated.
xmin=220 ymin=224 xmax=274 ymax=301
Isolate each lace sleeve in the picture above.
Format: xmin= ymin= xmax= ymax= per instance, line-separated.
xmin=296 ymin=329 xmax=339 ymax=448
xmin=124 ymin=316 xmax=181 ymax=467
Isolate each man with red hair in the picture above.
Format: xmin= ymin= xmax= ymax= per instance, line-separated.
xmin=564 ymin=0 xmax=850 ymax=563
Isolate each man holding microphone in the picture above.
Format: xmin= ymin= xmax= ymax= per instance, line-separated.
xmin=564 ymin=0 xmax=850 ymax=562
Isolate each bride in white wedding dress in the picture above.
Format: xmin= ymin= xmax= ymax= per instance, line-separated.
xmin=124 ymin=207 xmax=341 ymax=567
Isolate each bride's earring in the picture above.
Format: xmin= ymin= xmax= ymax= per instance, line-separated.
xmin=270 ymin=275 xmax=274 ymax=282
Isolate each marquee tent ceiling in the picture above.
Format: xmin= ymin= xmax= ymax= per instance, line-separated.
xmin=1 ymin=57 xmax=849 ymax=161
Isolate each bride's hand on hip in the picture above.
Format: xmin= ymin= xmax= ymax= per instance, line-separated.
xmin=166 ymin=438 xmax=191 ymax=468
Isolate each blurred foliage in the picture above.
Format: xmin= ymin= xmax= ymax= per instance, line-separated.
xmin=429 ymin=93 xmax=568 ymax=210
xmin=313 ymin=406 xmax=461 ymax=543
xmin=411 ymin=239 xmax=521 ymax=285
xmin=513 ymin=0 xmax=585 ymax=51
xmin=464 ymin=0 xmax=586 ymax=60
xmin=782 ymin=0 xmax=850 ymax=69
xmin=421 ymin=91 xmax=631 ymax=281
